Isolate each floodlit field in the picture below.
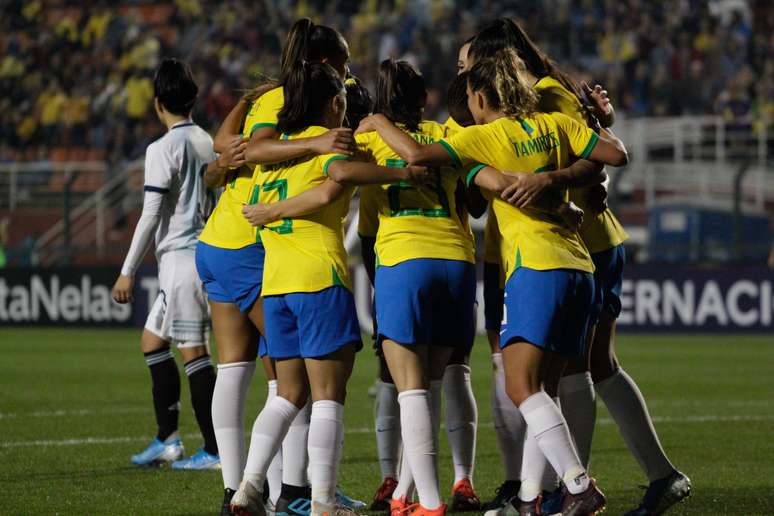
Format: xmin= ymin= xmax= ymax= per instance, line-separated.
xmin=1 ymin=329 xmax=772 ymax=515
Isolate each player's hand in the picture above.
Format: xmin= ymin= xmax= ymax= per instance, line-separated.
xmin=401 ymin=165 xmax=436 ymax=187
xmin=500 ymin=172 xmax=554 ymax=207
xmin=354 ymin=114 xmax=387 ymax=136
xmin=558 ymin=202 xmax=584 ymax=232
xmin=112 ymin=275 xmax=135 ymax=304
xmin=586 ymin=183 xmax=608 ymax=214
xmin=242 ymin=203 xmax=278 ymax=227
xmin=768 ymin=246 xmax=774 ymax=269
xmin=582 ymin=82 xmax=614 ymax=125
xmin=218 ymin=136 xmax=248 ymax=169
xmin=311 ymin=128 xmax=355 ymax=156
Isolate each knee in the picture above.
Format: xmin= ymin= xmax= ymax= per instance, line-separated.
xmin=505 ymin=372 xmax=537 ymax=406
xmin=278 ymin=383 xmax=309 ymax=408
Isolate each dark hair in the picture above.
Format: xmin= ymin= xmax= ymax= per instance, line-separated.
xmin=468 ymin=49 xmax=537 ymax=119
xmin=469 ymin=18 xmax=586 ymax=115
xmin=447 ymin=72 xmax=474 ymax=127
xmin=344 ymin=78 xmax=373 ymax=130
xmin=374 ymin=59 xmax=426 ymax=132
xmin=279 ymin=18 xmax=348 ymax=84
xmin=277 ymin=61 xmax=344 ymax=134
xmin=153 ymin=58 xmax=198 ymax=116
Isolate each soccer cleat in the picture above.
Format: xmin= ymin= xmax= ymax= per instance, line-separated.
xmin=451 ymin=478 xmax=481 ymax=512
xmin=404 ymin=502 xmax=447 ymax=516
xmin=275 ymin=494 xmax=312 ymax=516
xmin=540 ymin=486 xmax=565 ymax=515
xmin=560 ymin=478 xmax=606 ymax=516
xmin=482 ymin=480 xmax=521 ymax=512
xmin=311 ymin=501 xmax=362 ymax=516
xmin=513 ymin=496 xmax=541 ymax=516
xmin=171 ymin=448 xmax=220 ymax=470
xmin=130 ymin=436 xmax=184 ymax=466
xmin=335 ymin=487 xmax=367 ymax=510
xmin=221 ymin=488 xmax=236 ymax=516
xmin=390 ymin=496 xmax=411 ymax=516
xmin=230 ymin=479 xmax=266 ymax=516
xmin=623 ymin=470 xmax=691 ymax=516
xmin=371 ymin=477 xmax=399 ymax=511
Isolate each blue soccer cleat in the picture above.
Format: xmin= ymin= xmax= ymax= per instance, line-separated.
xmin=131 ymin=436 xmax=184 ymax=466
xmin=171 ymin=448 xmax=221 ymax=470
xmin=624 ymin=470 xmax=691 ymax=516
xmin=540 ymin=486 xmax=565 ymax=515
xmin=335 ymin=487 xmax=367 ymax=510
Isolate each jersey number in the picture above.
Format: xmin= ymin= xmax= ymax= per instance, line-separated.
xmin=249 ymin=179 xmax=293 ymax=235
xmin=385 ymin=159 xmax=450 ymax=218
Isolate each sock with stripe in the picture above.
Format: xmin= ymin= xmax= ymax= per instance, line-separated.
xmin=443 ymin=364 xmax=478 ymax=484
xmin=596 ymin=368 xmax=675 ymax=481
xmin=184 ymin=354 xmax=217 ymax=455
xmin=144 ymin=348 xmax=180 ymax=441
xmin=212 ymin=361 xmax=256 ymax=490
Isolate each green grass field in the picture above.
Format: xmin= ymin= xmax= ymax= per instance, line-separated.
xmin=1 ymin=329 xmax=772 ymax=515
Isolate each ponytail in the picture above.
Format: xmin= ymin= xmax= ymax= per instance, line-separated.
xmin=374 ymin=59 xmax=426 ymax=132
xmin=277 ymin=61 xmax=344 ymax=134
xmin=470 ymin=18 xmax=590 ymax=121
xmin=467 ymin=49 xmax=537 ymax=120
xmin=280 ymin=18 xmax=347 ymax=84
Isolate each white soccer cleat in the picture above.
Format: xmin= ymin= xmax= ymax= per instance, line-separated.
xmin=230 ymin=479 xmax=265 ymax=516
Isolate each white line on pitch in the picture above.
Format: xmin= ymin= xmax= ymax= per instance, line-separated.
xmin=1 ymin=414 xmax=772 ymax=448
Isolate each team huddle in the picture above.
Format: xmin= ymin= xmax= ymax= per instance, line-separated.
xmin=112 ymin=17 xmax=691 ymax=516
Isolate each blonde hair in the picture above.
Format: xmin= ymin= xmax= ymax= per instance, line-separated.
xmin=467 ymin=48 xmax=537 ymax=119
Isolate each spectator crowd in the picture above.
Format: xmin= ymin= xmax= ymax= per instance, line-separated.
xmin=1 ymin=0 xmax=772 ymax=167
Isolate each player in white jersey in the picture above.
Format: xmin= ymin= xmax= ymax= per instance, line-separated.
xmin=112 ymin=59 xmax=220 ymax=470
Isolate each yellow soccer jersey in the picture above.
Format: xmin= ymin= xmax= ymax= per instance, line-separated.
xmin=199 ymin=86 xmax=285 ymax=249
xmin=355 ymin=121 xmax=474 ymax=266
xmin=358 ymin=185 xmax=380 ymax=238
xmin=257 ymin=125 xmax=354 ymax=296
xmin=444 ymin=115 xmax=465 ymax=134
xmin=483 ymin=205 xmax=507 ymax=287
xmin=534 ymin=76 xmax=628 ymax=254
xmin=442 ymin=113 xmax=596 ymax=278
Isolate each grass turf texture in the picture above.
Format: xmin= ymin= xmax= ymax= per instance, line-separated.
xmin=1 ymin=329 xmax=772 ymax=515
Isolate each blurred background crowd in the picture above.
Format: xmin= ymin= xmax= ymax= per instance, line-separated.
xmin=1 ymin=0 xmax=772 ymax=166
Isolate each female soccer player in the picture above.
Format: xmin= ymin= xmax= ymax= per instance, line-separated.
xmin=469 ymin=19 xmax=690 ymax=515
xmin=355 ymin=59 xmax=480 ymax=516
xmin=112 ymin=58 xmax=220 ymax=471
xmin=357 ymin=48 xmax=629 ymax=515
xmin=197 ymin=18 xmax=358 ymax=515
xmin=229 ymin=60 xmax=430 ymax=516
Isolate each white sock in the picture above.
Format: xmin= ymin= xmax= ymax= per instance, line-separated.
xmin=518 ymin=428 xmax=549 ymax=502
xmin=308 ymin=400 xmax=344 ymax=506
xmin=375 ymin=381 xmax=401 ymax=480
xmin=212 ymin=361 xmax=256 ymax=490
xmin=490 ymin=353 xmax=524 ymax=481
xmin=443 ymin=365 xmax=478 ymax=484
xmin=283 ymin=400 xmax=311 ymax=487
xmin=540 ymin=397 xmax=561 ymax=493
xmin=394 ymin=444 xmax=414 ymax=501
xmin=559 ymin=372 xmax=596 ymax=469
xmin=398 ymin=390 xmax=442 ymax=509
xmin=519 ymin=392 xmax=588 ymax=495
xmin=265 ymin=381 xmax=283 ymax=505
xmin=243 ymin=396 xmax=300 ymax=492
xmin=429 ymin=380 xmax=443 ymax=456
xmin=596 ymin=368 xmax=675 ymax=481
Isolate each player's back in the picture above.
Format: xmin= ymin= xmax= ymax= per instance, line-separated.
xmin=145 ymin=121 xmax=215 ymax=256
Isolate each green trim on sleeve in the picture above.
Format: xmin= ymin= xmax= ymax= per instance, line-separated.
xmin=322 ymin=155 xmax=350 ymax=176
xmin=438 ymin=140 xmax=462 ymax=168
xmin=465 ymin=164 xmax=487 ymax=186
xmin=249 ymin=122 xmax=278 ymax=136
xmin=579 ymin=132 xmax=600 ymax=159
